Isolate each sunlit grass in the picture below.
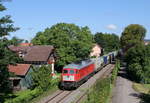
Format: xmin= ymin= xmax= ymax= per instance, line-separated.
xmin=132 ymin=83 xmax=150 ymax=94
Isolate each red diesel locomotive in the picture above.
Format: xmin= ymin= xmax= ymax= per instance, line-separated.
xmin=61 ymin=60 xmax=95 ymax=89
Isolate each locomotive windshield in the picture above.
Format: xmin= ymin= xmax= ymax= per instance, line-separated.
xmin=70 ymin=70 xmax=75 ymax=74
xmin=63 ymin=69 xmax=75 ymax=74
xmin=63 ymin=70 xmax=68 ymax=74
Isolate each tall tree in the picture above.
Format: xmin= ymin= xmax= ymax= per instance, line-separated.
xmin=0 ymin=2 xmax=19 ymax=95
xmin=94 ymin=32 xmax=120 ymax=53
xmin=9 ymin=36 xmax=24 ymax=46
xmin=120 ymin=24 xmax=146 ymax=52
xmin=32 ymin=23 xmax=94 ymax=69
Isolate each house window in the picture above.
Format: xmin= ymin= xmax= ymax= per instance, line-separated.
xmin=13 ymin=79 xmax=20 ymax=87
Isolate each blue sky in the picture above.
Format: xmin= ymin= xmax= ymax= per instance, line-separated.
xmin=2 ymin=0 xmax=150 ymax=41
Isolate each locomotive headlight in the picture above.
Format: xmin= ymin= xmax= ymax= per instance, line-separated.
xmin=63 ymin=75 xmax=74 ymax=81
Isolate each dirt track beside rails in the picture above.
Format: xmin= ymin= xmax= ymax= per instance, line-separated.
xmin=111 ymin=67 xmax=141 ymax=103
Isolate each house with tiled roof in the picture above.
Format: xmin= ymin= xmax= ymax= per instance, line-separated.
xmin=8 ymin=64 xmax=32 ymax=90
xmin=90 ymin=44 xmax=102 ymax=57
xmin=9 ymin=45 xmax=55 ymax=64
xmin=9 ymin=45 xmax=55 ymax=66
xmin=8 ymin=45 xmax=56 ymax=90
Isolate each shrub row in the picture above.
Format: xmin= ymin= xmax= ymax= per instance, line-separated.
xmin=111 ymin=60 xmax=120 ymax=84
xmin=84 ymin=60 xmax=120 ymax=103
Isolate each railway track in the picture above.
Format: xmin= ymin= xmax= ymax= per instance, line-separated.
xmin=45 ymin=90 xmax=73 ymax=103
xmin=42 ymin=64 xmax=114 ymax=103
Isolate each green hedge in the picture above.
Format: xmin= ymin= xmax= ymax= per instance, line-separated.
xmin=111 ymin=60 xmax=120 ymax=84
xmin=84 ymin=60 xmax=120 ymax=103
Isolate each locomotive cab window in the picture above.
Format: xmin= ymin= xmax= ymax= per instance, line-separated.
xmin=70 ymin=70 xmax=75 ymax=74
xmin=63 ymin=70 xmax=68 ymax=74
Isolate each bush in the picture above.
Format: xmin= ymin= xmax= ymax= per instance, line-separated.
xmin=31 ymin=65 xmax=52 ymax=91
xmin=141 ymin=92 xmax=150 ymax=103
xmin=5 ymin=88 xmax=42 ymax=103
xmin=125 ymin=44 xmax=150 ymax=83
xmin=85 ymin=60 xmax=120 ymax=103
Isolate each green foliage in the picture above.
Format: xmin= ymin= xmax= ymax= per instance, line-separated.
xmin=133 ymin=83 xmax=150 ymax=103
xmin=111 ymin=60 xmax=120 ymax=83
xmin=8 ymin=36 xmax=24 ymax=46
xmin=31 ymin=65 xmax=52 ymax=91
xmin=94 ymin=32 xmax=120 ymax=53
xmin=0 ymin=40 xmax=22 ymax=94
xmin=85 ymin=78 xmax=111 ymax=103
xmin=32 ymin=23 xmax=94 ymax=68
xmin=5 ymin=88 xmax=42 ymax=103
xmin=0 ymin=14 xmax=19 ymax=37
xmin=133 ymin=83 xmax=150 ymax=94
xmin=85 ymin=61 xmax=120 ymax=103
xmin=0 ymin=2 xmax=20 ymax=95
xmin=0 ymin=3 xmax=6 ymax=11
xmin=120 ymin=24 xmax=146 ymax=52
xmin=0 ymin=43 xmax=22 ymax=103
xmin=125 ymin=44 xmax=150 ymax=83
xmin=141 ymin=93 xmax=150 ymax=103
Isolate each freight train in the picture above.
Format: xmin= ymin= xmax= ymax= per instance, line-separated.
xmin=60 ymin=51 xmax=117 ymax=89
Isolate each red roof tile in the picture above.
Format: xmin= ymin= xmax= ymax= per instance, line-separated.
xmin=19 ymin=43 xmax=33 ymax=46
xmin=8 ymin=64 xmax=31 ymax=76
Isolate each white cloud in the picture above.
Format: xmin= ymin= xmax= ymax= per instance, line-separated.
xmin=106 ymin=24 xmax=117 ymax=30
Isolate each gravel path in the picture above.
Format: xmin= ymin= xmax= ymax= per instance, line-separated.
xmin=112 ymin=67 xmax=141 ymax=103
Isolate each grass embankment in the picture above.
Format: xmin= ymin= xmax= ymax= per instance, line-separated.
xmin=4 ymin=76 xmax=60 ymax=103
xmin=133 ymin=83 xmax=150 ymax=103
xmin=83 ymin=60 xmax=120 ymax=103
